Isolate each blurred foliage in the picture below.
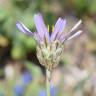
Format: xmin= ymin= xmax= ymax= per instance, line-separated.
xmin=0 ymin=0 xmax=96 ymax=96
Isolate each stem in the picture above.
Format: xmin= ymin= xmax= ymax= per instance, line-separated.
xmin=46 ymin=69 xmax=51 ymax=96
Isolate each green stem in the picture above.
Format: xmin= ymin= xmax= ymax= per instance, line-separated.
xmin=46 ymin=69 xmax=51 ymax=96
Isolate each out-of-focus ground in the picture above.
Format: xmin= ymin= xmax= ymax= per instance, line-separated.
xmin=0 ymin=0 xmax=96 ymax=96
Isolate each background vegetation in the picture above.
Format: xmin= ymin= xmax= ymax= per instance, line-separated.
xmin=0 ymin=0 xmax=96 ymax=96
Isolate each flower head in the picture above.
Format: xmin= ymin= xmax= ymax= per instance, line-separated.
xmin=16 ymin=13 xmax=82 ymax=71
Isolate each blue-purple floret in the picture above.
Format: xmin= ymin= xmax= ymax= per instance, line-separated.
xmin=50 ymin=18 xmax=66 ymax=42
xmin=16 ymin=21 xmax=33 ymax=36
xmin=16 ymin=13 xmax=82 ymax=44
xmin=34 ymin=13 xmax=49 ymax=42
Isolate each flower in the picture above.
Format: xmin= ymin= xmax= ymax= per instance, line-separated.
xmin=21 ymin=71 xmax=33 ymax=85
xmin=14 ymin=84 xmax=25 ymax=96
xmin=16 ymin=13 xmax=82 ymax=71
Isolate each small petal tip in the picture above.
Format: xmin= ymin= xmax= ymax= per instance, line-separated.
xmin=16 ymin=21 xmax=33 ymax=36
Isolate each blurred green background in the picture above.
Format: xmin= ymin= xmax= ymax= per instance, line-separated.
xmin=0 ymin=0 xmax=96 ymax=96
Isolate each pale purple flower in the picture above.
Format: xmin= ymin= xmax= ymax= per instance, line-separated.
xmin=22 ymin=71 xmax=33 ymax=85
xmin=14 ymin=84 xmax=25 ymax=96
xmin=16 ymin=13 xmax=82 ymax=44
xmin=16 ymin=13 xmax=82 ymax=70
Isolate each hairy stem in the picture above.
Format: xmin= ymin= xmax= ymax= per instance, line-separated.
xmin=46 ymin=69 xmax=51 ymax=96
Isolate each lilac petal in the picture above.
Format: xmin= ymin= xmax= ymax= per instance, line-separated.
xmin=67 ymin=30 xmax=82 ymax=40
xmin=51 ymin=18 xmax=66 ymax=41
xmin=16 ymin=21 xmax=33 ymax=36
xmin=34 ymin=13 xmax=49 ymax=41
xmin=51 ymin=18 xmax=62 ymax=41
xmin=60 ymin=30 xmax=82 ymax=43
xmin=70 ymin=20 xmax=82 ymax=32
xmin=57 ymin=19 xmax=66 ymax=39
xmin=59 ymin=19 xmax=66 ymax=33
xmin=59 ymin=20 xmax=82 ymax=42
xmin=34 ymin=32 xmax=42 ymax=43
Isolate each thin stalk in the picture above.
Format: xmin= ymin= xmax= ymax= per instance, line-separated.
xmin=46 ymin=69 xmax=51 ymax=96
